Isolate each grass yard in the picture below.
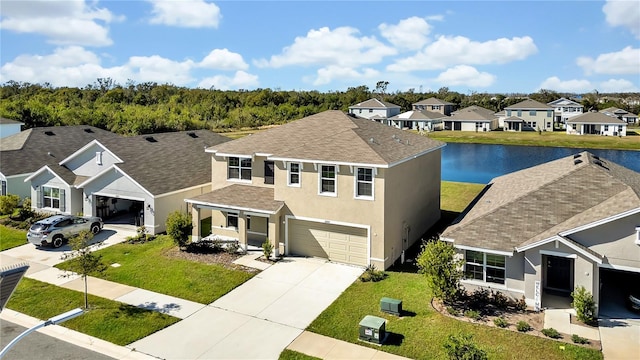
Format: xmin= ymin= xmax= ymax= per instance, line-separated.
xmin=56 ymin=235 xmax=254 ymax=304
xmin=426 ymin=129 xmax=640 ymax=150
xmin=278 ymin=350 xmax=321 ymax=360
xmin=308 ymin=272 xmax=602 ymax=360
xmin=0 ymin=224 xmax=26 ymax=251
xmin=7 ymin=278 xmax=178 ymax=345
xmin=441 ymin=181 xmax=486 ymax=213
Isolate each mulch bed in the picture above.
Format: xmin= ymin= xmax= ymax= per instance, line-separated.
xmin=163 ymin=247 xmax=261 ymax=273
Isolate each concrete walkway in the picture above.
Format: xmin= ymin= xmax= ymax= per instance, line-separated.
xmin=288 ymin=331 xmax=411 ymax=360
xmin=544 ymin=308 xmax=600 ymax=341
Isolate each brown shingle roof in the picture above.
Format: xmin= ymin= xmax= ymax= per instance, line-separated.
xmin=442 ymin=152 xmax=640 ymax=253
xmin=349 ymin=98 xmax=400 ymax=109
xmin=186 ymin=184 xmax=284 ymax=214
xmin=449 ymin=106 xmax=496 ymax=121
xmin=505 ymin=99 xmax=554 ymax=110
xmin=207 ymin=110 xmax=445 ymax=166
xmin=413 ymin=97 xmax=453 ymax=106
xmin=567 ymin=112 xmax=627 ymax=124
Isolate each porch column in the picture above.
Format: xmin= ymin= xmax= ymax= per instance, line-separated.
xmin=191 ymin=205 xmax=201 ymax=242
xmin=238 ymin=212 xmax=248 ymax=251
xmin=268 ymin=214 xmax=280 ymax=259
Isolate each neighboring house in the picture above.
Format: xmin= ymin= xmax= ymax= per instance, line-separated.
xmin=600 ymin=107 xmax=639 ymax=125
xmin=185 ymin=110 xmax=445 ymax=269
xmin=503 ymin=99 xmax=555 ymax=131
xmin=0 ymin=126 xmax=119 ymax=198
xmin=348 ymin=98 xmax=401 ymax=124
xmin=412 ymin=97 xmax=455 ymax=116
xmin=441 ymin=152 xmax=640 ymax=314
xmin=387 ymin=109 xmax=444 ymax=131
xmin=494 ymin=110 xmax=507 ymax=128
xmin=566 ymin=112 xmax=627 ymax=136
xmin=0 ymin=118 xmax=24 ymax=139
xmin=444 ymin=105 xmax=499 ymax=132
xmin=547 ymin=98 xmax=584 ymax=129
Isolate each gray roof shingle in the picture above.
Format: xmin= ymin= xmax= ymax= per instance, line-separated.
xmin=567 ymin=112 xmax=627 ymax=124
xmin=505 ymin=99 xmax=554 ymax=110
xmin=349 ymin=98 xmax=400 ymax=109
xmin=413 ymin=97 xmax=453 ymax=106
xmin=186 ymin=184 xmax=284 ymax=213
xmin=449 ymin=106 xmax=496 ymax=121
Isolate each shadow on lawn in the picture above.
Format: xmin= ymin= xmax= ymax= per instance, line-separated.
xmin=383 ymin=332 xmax=405 ymax=346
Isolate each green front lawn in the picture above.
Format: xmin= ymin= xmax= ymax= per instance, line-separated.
xmin=279 ymin=350 xmax=321 ymax=360
xmin=308 ymin=272 xmax=601 ymax=360
xmin=0 ymin=224 xmax=26 ymax=251
xmin=7 ymin=278 xmax=178 ymax=345
xmin=56 ymin=235 xmax=254 ymax=304
xmin=441 ymin=181 xmax=486 ymax=212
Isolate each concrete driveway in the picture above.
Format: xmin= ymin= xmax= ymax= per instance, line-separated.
xmin=129 ymin=257 xmax=364 ymax=360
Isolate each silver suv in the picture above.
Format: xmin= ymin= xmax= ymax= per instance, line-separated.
xmin=27 ymin=215 xmax=104 ymax=248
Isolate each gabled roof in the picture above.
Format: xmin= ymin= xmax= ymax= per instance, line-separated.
xmin=207 ymin=110 xmax=445 ymax=168
xmin=0 ymin=118 xmax=23 ymax=125
xmin=600 ymin=107 xmax=629 ymax=115
xmin=349 ymin=98 xmax=400 ymax=109
xmin=449 ymin=106 xmax=496 ymax=121
xmin=413 ymin=97 xmax=453 ymax=106
xmin=389 ymin=109 xmax=444 ymax=121
xmin=505 ymin=99 xmax=554 ymax=110
xmin=186 ymin=184 xmax=284 ymax=214
xmin=442 ymin=152 xmax=640 ymax=253
xmin=567 ymin=112 xmax=627 ymax=124
xmin=504 ymin=116 xmax=525 ymax=122
xmin=547 ymin=98 xmax=583 ymax=107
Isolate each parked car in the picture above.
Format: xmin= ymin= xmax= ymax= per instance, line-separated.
xmin=27 ymin=215 xmax=103 ymax=248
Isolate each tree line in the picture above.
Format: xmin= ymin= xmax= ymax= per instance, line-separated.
xmin=1 ymin=79 xmax=637 ymax=136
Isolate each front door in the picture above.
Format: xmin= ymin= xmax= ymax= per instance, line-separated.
xmin=545 ymin=256 xmax=573 ymax=293
xmin=264 ymin=161 xmax=274 ymax=185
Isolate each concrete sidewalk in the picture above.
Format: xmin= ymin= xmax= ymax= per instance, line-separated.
xmin=288 ymin=331 xmax=411 ymax=360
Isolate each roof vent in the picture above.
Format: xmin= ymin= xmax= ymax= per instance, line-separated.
xmin=44 ymin=131 xmax=55 ymax=136
xmin=593 ymin=160 xmax=609 ymax=170
xmin=84 ymin=128 xmax=94 ymax=133
xmin=187 ymin=132 xmax=198 ymax=138
xmin=574 ymin=159 xmax=582 ymax=165
xmin=144 ymin=136 xmax=157 ymax=143
xmin=592 ymin=154 xmax=600 ymax=160
xmin=573 ymin=154 xmax=581 ymax=159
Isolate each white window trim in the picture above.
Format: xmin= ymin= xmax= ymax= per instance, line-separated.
xmin=287 ymin=162 xmax=301 ymax=187
xmin=226 ymin=211 xmax=239 ymax=230
xmin=354 ymin=167 xmax=374 ymax=200
xmin=42 ymin=186 xmax=62 ymax=210
xmin=464 ymin=250 xmax=506 ymax=285
xmin=227 ymin=157 xmax=252 ymax=183
xmin=318 ymin=164 xmax=337 ymax=197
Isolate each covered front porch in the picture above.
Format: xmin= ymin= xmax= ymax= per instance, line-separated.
xmin=185 ymin=184 xmax=285 ymax=255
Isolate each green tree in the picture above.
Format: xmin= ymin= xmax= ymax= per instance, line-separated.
xmin=61 ymin=230 xmax=107 ymax=309
xmin=0 ymin=194 xmax=20 ymax=215
xmin=416 ymin=239 xmax=463 ymax=304
xmin=166 ymin=211 xmax=193 ymax=249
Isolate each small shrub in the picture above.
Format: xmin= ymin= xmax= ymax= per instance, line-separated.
xmin=514 ymin=295 xmax=527 ymax=312
xmin=541 ymin=328 xmax=561 ymax=339
xmin=571 ymin=334 xmax=589 ymax=344
xmin=166 ymin=211 xmax=193 ymax=249
xmin=443 ymin=333 xmax=487 ymax=360
xmin=17 ymin=197 xmax=33 ymax=220
xmin=416 ymin=239 xmax=463 ymax=304
xmin=516 ymin=321 xmax=531 ymax=332
xmin=468 ymin=288 xmax=490 ymax=310
xmin=0 ymin=194 xmax=20 ymax=215
xmin=359 ymin=264 xmax=386 ymax=282
xmin=225 ymin=241 xmax=240 ymax=254
xmin=464 ymin=309 xmax=481 ymax=321
xmin=491 ymin=291 xmax=509 ymax=310
xmin=571 ymin=286 xmax=596 ymax=324
xmin=262 ymin=238 xmax=273 ymax=259
xmin=493 ymin=317 xmax=508 ymax=328
xmin=446 ymin=306 xmax=459 ymax=316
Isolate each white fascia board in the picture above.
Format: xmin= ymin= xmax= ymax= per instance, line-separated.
xmin=75 ymin=164 xmax=153 ymax=198
xmin=185 ymin=199 xmax=282 ymax=215
xmin=558 ymin=207 xmax=640 ymax=237
xmin=24 ymin=165 xmax=70 ymax=185
xmin=267 ymin=156 xmax=384 ymax=169
xmin=5 ymin=173 xmax=32 ymax=179
xmin=453 ymin=244 xmax=514 ymax=257
xmin=387 ymin=143 xmax=446 ymax=168
xmin=58 ymin=139 xmax=123 ymax=165
xmin=516 ymin=235 xmax=602 ymax=264
xmin=212 ymin=152 xmax=254 ymax=158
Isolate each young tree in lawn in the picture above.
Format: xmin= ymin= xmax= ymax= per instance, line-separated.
xmin=61 ymin=230 xmax=107 ymax=309
xmin=416 ymin=239 xmax=463 ymax=304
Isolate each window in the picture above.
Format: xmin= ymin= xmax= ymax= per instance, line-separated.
xmin=43 ymin=186 xmax=61 ymax=209
xmin=320 ymin=165 xmax=336 ymax=195
xmin=547 ymin=110 xmax=553 ymax=117
xmin=529 ymin=110 xmax=536 ymax=116
xmin=464 ymin=250 xmax=506 ymax=285
xmin=356 ymin=167 xmax=373 ymax=198
xmin=572 ymin=124 xmax=577 ymax=130
xmin=369 ymin=109 xmax=373 ymax=113
xmin=604 ymin=125 xmax=609 ymax=131
xmin=532 ymin=122 xmax=537 ymax=129
xmin=0 ymin=180 xmax=6 ymax=196
xmin=547 ymin=122 xmax=551 ymax=128
xmin=619 ymin=125 xmax=623 ymax=132
xmin=228 ymin=157 xmax=251 ymax=181
xmin=227 ymin=212 xmax=238 ymax=229
xmin=432 ymin=105 xmax=441 ymax=110
xmin=517 ymin=110 xmax=522 ymax=117
xmin=358 ymin=109 xmax=362 ymax=114
xmin=288 ymin=163 xmax=300 ymax=186
xmin=506 ymin=110 xmax=512 ymax=116
xmin=264 ymin=161 xmax=274 ymax=185
xmin=246 ymin=215 xmax=251 ymax=230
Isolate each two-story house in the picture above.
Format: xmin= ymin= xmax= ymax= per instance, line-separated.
xmin=412 ymin=97 xmax=455 ymax=116
xmin=503 ymin=99 xmax=555 ymax=131
xmin=185 ymin=110 xmax=445 ymax=269
xmin=348 ymin=98 xmax=401 ymax=125
xmin=0 ymin=118 xmax=23 ymax=139
xmin=547 ymin=98 xmax=584 ymax=129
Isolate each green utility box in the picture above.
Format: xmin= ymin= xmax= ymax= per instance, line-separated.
xmin=359 ymin=315 xmax=386 ymax=344
xmin=380 ymin=297 xmax=402 ymax=316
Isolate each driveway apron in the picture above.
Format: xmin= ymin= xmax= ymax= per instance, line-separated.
xmin=129 ymin=257 xmax=364 ymax=360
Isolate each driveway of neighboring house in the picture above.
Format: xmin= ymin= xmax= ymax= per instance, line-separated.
xmin=129 ymin=257 xmax=364 ymax=360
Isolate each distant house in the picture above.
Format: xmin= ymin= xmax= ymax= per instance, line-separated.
xmin=566 ymin=112 xmax=627 ymax=136
xmin=503 ymin=99 xmax=555 ymax=131
xmin=0 ymin=118 xmax=23 ymax=139
xmin=547 ymin=98 xmax=584 ymax=129
xmin=387 ymin=109 xmax=444 ymax=131
xmin=444 ymin=105 xmax=499 ymax=132
xmin=442 ymin=152 xmax=640 ymax=315
xmin=600 ymin=107 xmax=638 ymax=125
xmin=412 ymin=97 xmax=455 ymax=116
xmin=348 ymin=98 xmax=401 ymax=124
xmin=185 ymin=110 xmax=445 ymax=269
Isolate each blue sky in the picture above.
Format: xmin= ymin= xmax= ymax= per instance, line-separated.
xmin=1 ymin=0 xmax=639 ymax=94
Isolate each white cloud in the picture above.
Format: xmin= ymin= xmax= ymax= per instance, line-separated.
xmin=198 ymin=71 xmax=259 ymax=90
xmin=539 ymin=76 xmax=594 ymax=93
xmin=254 ymin=26 xmax=397 ymax=68
xmin=0 ymin=0 xmax=121 ymax=46
xmin=312 ymin=66 xmax=380 ymax=86
xmin=603 ymin=0 xmax=640 ymax=38
xmin=433 ymin=65 xmax=496 ymax=87
xmin=576 ymin=46 xmax=640 ymax=75
xmin=147 ymin=0 xmax=221 ymax=28
xmin=599 ymin=78 xmax=639 ymax=92
xmin=379 ymin=16 xmax=432 ymax=51
xmin=199 ymin=49 xmax=248 ymax=70
xmin=387 ymin=35 xmax=537 ymax=71
xmin=127 ymin=55 xmax=195 ymax=84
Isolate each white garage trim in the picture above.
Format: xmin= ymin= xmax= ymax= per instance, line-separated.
xmin=599 ymin=263 xmax=640 ymax=274
xmin=285 ymin=215 xmax=370 ymax=266
xmin=92 ymin=192 xmax=146 ymax=202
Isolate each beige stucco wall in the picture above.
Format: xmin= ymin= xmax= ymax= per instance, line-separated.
xmin=505 ymin=109 xmax=554 ymax=130
xmin=153 ymin=184 xmax=210 ymax=234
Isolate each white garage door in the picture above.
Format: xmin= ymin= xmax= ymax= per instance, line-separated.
xmin=288 ymin=219 xmax=368 ymax=266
